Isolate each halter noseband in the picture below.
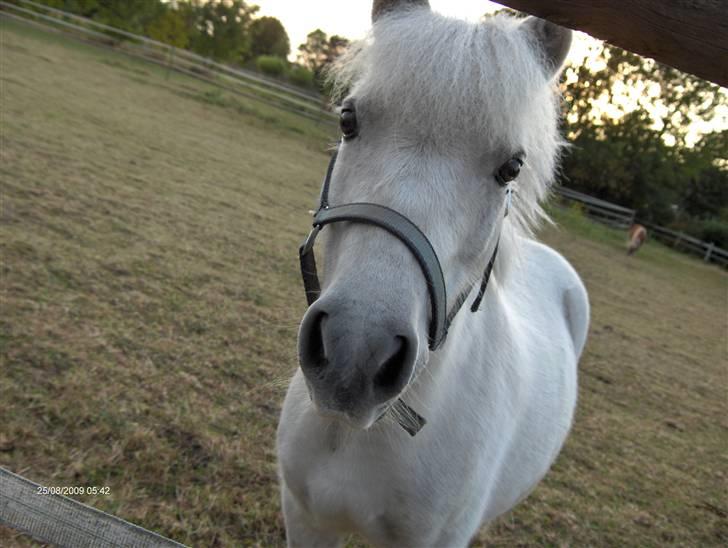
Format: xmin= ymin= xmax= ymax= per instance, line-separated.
xmin=298 ymin=143 xmax=506 ymax=435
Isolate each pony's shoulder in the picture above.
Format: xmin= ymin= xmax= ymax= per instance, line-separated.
xmin=518 ymin=238 xmax=590 ymax=356
xmin=518 ymin=238 xmax=582 ymax=285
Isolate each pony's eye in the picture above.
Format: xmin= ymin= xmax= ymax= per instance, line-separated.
xmin=495 ymin=156 xmax=523 ymax=186
xmin=340 ymin=105 xmax=358 ymax=140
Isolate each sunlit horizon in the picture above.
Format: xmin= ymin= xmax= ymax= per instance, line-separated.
xmin=178 ymin=0 xmax=726 ymax=145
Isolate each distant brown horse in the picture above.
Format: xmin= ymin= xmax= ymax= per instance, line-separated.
xmin=627 ymin=224 xmax=647 ymax=255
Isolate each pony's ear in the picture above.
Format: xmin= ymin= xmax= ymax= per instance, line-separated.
xmin=521 ymin=17 xmax=572 ymax=78
xmin=372 ymin=0 xmax=430 ymax=22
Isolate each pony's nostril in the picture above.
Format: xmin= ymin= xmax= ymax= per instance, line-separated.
xmin=373 ymin=336 xmax=410 ymax=391
xmin=302 ymin=311 xmax=328 ymax=370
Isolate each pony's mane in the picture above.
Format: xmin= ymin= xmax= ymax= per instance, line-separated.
xmin=328 ymin=8 xmax=566 ymax=269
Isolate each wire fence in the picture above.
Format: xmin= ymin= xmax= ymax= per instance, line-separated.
xmin=553 ymin=185 xmax=636 ymax=228
xmin=1 ymin=0 xmax=338 ymax=127
xmin=638 ymin=222 xmax=728 ymax=266
xmin=553 ymin=185 xmax=727 ymax=267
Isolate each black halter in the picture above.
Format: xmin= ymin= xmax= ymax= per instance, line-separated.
xmin=298 ymin=143 xmax=505 ymax=434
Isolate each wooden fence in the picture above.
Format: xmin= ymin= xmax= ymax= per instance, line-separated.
xmin=638 ymin=222 xmax=728 ymax=267
xmin=553 ymin=185 xmax=636 ymax=228
xmin=0 ymin=0 xmax=338 ymax=127
xmin=0 ymin=467 xmax=186 ymax=547
xmin=553 ymin=185 xmax=727 ymax=267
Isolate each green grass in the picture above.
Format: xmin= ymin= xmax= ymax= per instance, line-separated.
xmin=1 ymin=17 xmax=727 ymax=547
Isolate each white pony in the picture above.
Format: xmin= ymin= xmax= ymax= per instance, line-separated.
xmin=277 ymin=1 xmax=589 ymax=546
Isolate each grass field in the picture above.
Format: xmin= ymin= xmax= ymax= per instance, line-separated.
xmin=1 ymin=17 xmax=726 ymax=547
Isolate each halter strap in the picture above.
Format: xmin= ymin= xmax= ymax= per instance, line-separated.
xmin=471 ymin=240 xmax=499 ymax=312
xmin=302 ymin=203 xmax=449 ymax=350
xmin=318 ymin=146 xmax=338 ymax=209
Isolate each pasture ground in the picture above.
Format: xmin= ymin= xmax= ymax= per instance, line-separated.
xmin=1 ymin=17 xmax=726 ymax=547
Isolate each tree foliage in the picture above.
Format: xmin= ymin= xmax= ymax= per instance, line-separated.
xmin=33 ymin=0 xmax=351 ymax=91
xmin=559 ymin=42 xmax=727 ymax=230
xmin=288 ymin=65 xmax=315 ymax=88
xmin=39 ymin=0 xmax=163 ymax=34
xmin=562 ymin=44 xmax=722 ymax=150
xmin=182 ymin=0 xmax=259 ymax=64
xmin=249 ymin=16 xmax=290 ymax=59
xmin=37 ymin=0 xmax=259 ymax=64
xmin=486 ymin=10 xmax=727 ymax=235
xmin=256 ymin=55 xmax=286 ymax=77
xmin=146 ymin=8 xmax=189 ymax=49
xmin=297 ymin=29 xmax=349 ymax=88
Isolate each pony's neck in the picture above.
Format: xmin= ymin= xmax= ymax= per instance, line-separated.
xmin=402 ymin=276 xmax=508 ymax=424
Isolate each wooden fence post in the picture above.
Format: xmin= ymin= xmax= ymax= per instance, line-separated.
xmin=674 ymin=232 xmax=684 ymax=248
xmin=704 ymin=242 xmax=715 ymax=262
xmin=166 ymin=46 xmax=175 ymax=80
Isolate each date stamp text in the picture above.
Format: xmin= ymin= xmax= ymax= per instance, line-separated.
xmin=36 ymin=486 xmax=111 ymax=496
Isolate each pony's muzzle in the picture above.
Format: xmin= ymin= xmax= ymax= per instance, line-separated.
xmin=298 ymin=301 xmax=418 ymax=425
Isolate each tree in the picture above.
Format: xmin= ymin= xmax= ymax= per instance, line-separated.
xmin=562 ymin=112 xmax=684 ymax=223
xmin=185 ymin=0 xmax=259 ymax=64
xmin=37 ymin=0 xmax=162 ymax=34
xmin=93 ymin=0 xmax=166 ymax=35
xmin=558 ymin=41 xmax=727 ymax=225
xmin=297 ymin=29 xmax=349 ymax=87
xmin=679 ymin=131 xmax=728 ymax=220
xmin=37 ymin=0 xmax=100 ymax=17
xmin=298 ymin=29 xmax=328 ymax=76
xmin=561 ymin=43 xmax=724 ymax=150
xmin=249 ymin=16 xmax=290 ymax=59
xmin=146 ymin=7 xmax=189 ymax=49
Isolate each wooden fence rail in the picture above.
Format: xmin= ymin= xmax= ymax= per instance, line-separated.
xmin=553 ymin=185 xmax=636 ymax=228
xmin=495 ymin=0 xmax=728 ymax=87
xmin=638 ymin=222 xmax=728 ymax=266
xmin=0 ymin=467 xmax=186 ymax=548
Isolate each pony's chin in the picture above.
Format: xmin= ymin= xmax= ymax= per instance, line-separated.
xmin=310 ymin=399 xmax=380 ymax=430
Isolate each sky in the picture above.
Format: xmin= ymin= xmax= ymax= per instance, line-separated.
xmin=254 ymin=0 xmax=593 ymax=67
xmin=254 ymin=1 xmax=501 ymax=56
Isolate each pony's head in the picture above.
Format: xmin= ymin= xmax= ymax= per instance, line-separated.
xmin=298 ymin=0 xmax=571 ymax=429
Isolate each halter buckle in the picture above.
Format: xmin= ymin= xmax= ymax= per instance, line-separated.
xmin=505 ymin=186 xmax=513 ymax=218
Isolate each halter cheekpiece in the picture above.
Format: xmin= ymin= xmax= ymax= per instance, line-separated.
xmin=298 ymin=141 xmax=509 ymax=435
